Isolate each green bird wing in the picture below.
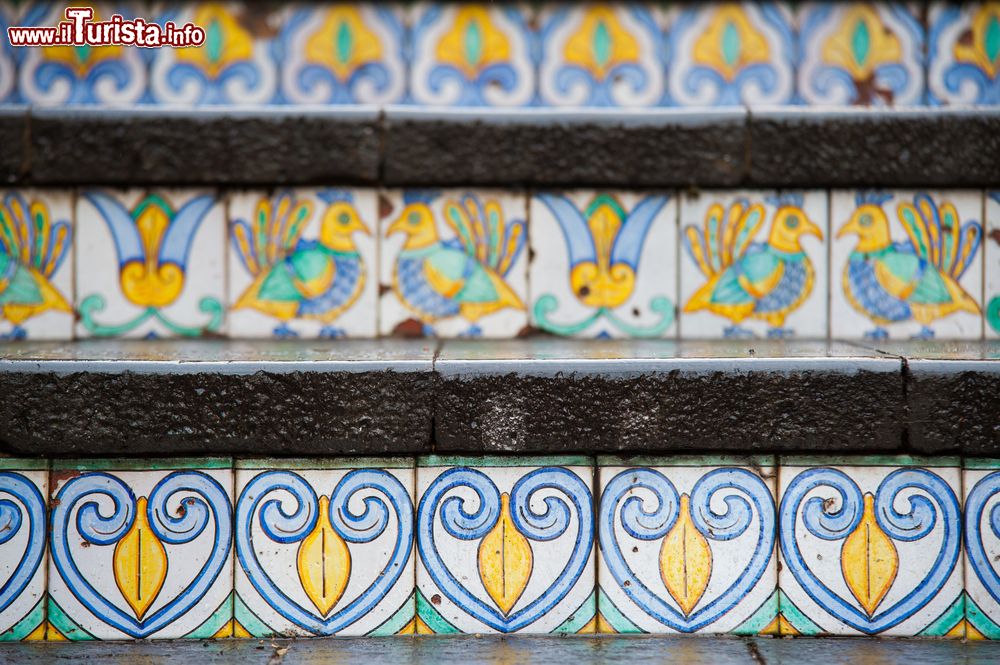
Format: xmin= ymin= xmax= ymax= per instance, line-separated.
xmin=710 ymin=247 xmax=779 ymax=305
xmin=0 ymin=264 xmax=43 ymax=305
xmin=425 ymin=245 xmax=500 ymax=304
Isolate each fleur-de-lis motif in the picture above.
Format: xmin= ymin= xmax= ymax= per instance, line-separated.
xmin=436 ymin=7 xmax=511 ymax=80
xmin=297 ymin=495 xmax=351 ymax=616
xmin=112 ymin=497 xmax=168 ymax=621
xmin=954 ymin=5 xmax=1000 ymax=78
xmin=477 ymin=493 xmax=532 ymax=615
xmin=564 ymin=5 xmax=639 ymax=79
xmin=659 ymin=494 xmax=712 ymax=617
xmin=305 ymin=7 xmax=383 ymax=80
xmin=692 ymin=5 xmax=770 ymax=81
xmin=175 ymin=4 xmax=253 ymax=79
xmin=822 ymin=6 xmax=901 ymax=81
xmin=840 ymin=493 xmax=898 ymax=617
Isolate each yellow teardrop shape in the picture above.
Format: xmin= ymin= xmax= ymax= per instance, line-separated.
xmin=842 ymin=493 xmax=898 ymax=617
xmin=297 ymin=496 xmax=351 ymax=616
xmin=659 ymin=494 xmax=713 ymax=616
xmin=113 ymin=497 xmax=168 ymax=620
xmin=478 ymin=493 xmax=533 ymax=615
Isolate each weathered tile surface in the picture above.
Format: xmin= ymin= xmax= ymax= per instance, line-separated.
xmin=0 ymin=459 xmax=47 ymax=642
xmin=964 ymin=459 xmax=1000 ymax=639
xmin=928 ymin=3 xmax=1000 ymax=106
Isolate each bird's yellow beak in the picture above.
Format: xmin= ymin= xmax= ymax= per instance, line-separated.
xmin=801 ymin=216 xmax=824 ymax=240
xmin=355 ymin=218 xmax=372 ymax=236
xmin=836 ymin=218 xmax=859 ymax=239
xmin=386 ymin=210 xmax=411 ymax=237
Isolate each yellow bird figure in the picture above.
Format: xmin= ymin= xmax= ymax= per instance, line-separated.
xmin=0 ymin=193 xmax=72 ymax=339
xmin=683 ymin=195 xmax=823 ymax=338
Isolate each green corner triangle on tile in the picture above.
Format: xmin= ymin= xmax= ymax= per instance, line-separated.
xmin=185 ymin=592 xmax=235 ymax=639
xmin=552 ymin=591 xmax=596 ymax=634
xmin=967 ymin=596 xmax=1000 ymax=639
xmin=46 ymin=598 xmax=95 ymax=641
xmin=733 ymin=589 xmax=779 ymax=636
xmin=415 ymin=589 xmax=461 ymax=634
xmin=234 ymin=593 xmax=275 ymax=638
xmin=0 ymin=598 xmax=45 ymax=642
xmin=368 ymin=593 xmax=416 ymax=636
xmin=595 ymin=587 xmax=643 ymax=634
xmin=776 ymin=590 xmax=822 ymax=636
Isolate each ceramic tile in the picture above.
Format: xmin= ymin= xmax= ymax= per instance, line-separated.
xmin=379 ymin=189 xmax=528 ymax=338
xmin=415 ymin=455 xmax=596 ymax=634
xmin=233 ymin=458 xmax=415 ymax=637
xmin=679 ymin=190 xmax=828 ymax=340
xmin=0 ymin=459 xmax=48 ymax=641
xmin=279 ymin=3 xmax=406 ymax=105
xmin=528 ymin=191 xmax=677 ymax=339
xmin=796 ymin=3 xmax=925 ymax=106
xmin=46 ymin=458 xmax=234 ymax=640
xmin=15 ymin=3 xmax=147 ymax=105
xmin=409 ymin=2 xmax=536 ymax=106
xmin=964 ymin=459 xmax=1000 ymax=639
xmin=664 ymin=3 xmax=795 ymax=107
xmin=986 ymin=192 xmax=1000 ymax=339
xmin=928 ymin=3 xmax=1000 ymax=105
xmin=148 ymin=2 xmax=280 ymax=105
xmin=75 ymin=188 xmax=225 ymax=339
xmin=597 ymin=456 xmax=778 ymax=635
xmin=538 ymin=3 xmax=664 ymax=107
xmin=777 ymin=456 xmax=964 ymax=637
xmin=830 ymin=190 xmax=984 ymax=340
xmin=0 ymin=190 xmax=75 ymax=341
xmin=227 ymin=189 xmax=376 ymax=339
xmin=0 ymin=3 xmax=15 ymax=103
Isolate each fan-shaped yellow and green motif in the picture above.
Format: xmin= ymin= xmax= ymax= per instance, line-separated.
xmin=955 ymin=5 xmax=1000 ymax=78
xmin=692 ymin=6 xmax=770 ymax=81
xmin=822 ymin=6 xmax=901 ymax=80
xmin=436 ymin=7 xmax=511 ymax=80
xmin=305 ymin=7 xmax=383 ymax=80
xmin=563 ymin=6 xmax=639 ymax=80
xmin=176 ymin=5 xmax=253 ymax=79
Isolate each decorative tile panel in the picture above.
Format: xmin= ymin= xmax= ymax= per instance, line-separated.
xmin=379 ymin=189 xmax=528 ymax=338
xmin=928 ymin=3 xmax=1000 ymax=106
xmin=597 ymin=456 xmax=778 ymax=635
xmin=529 ymin=191 xmax=677 ymax=339
xmin=415 ymin=455 xmax=596 ymax=634
xmin=665 ymin=3 xmax=795 ymax=107
xmin=778 ymin=456 xmax=964 ymax=637
xmin=797 ymin=2 xmax=925 ymax=106
xmin=964 ymin=459 xmax=1000 ymax=639
xmin=0 ymin=190 xmax=74 ymax=341
xmin=76 ymin=188 xmax=225 ymax=339
xmin=0 ymin=459 xmax=48 ymax=642
xmin=227 ymin=188 xmax=376 ymax=339
xmin=409 ymin=2 xmax=536 ymax=106
xmin=986 ymin=192 xmax=1000 ymax=339
xmin=0 ymin=3 xmax=17 ymax=103
xmin=234 ymin=458 xmax=415 ymax=637
xmin=830 ymin=189 xmax=984 ymax=340
xmin=47 ymin=458 xmax=234 ymax=640
xmin=679 ymin=190 xmax=828 ymax=339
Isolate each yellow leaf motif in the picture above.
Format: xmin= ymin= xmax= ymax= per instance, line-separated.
xmin=478 ymin=493 xmax=532 ymax=615
xmin=842 ymin=493 xmax=898 ymax=617
xmin=113 ymin=497 xmax=168 ymax=620
xmin=659 ymin=494 xmax=712 ymax=616
xmin=298 ymin=496 xmax=351 ymax=616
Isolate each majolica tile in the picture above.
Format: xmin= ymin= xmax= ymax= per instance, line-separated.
xmin=597 ymin=456 xmax=778 ymax=635
xmin=227 ymin=189 xmax=376 ymax=339
xmin=76 ymin=188 xmax=225 ymax=339
xmin=928 ymin=3 xmax=1000 ymax=105
xmin=415 ymin=455 xmax=596 ymax=634
xmin=797 ymin=3 xmax=925 ymax=106
xmin=529 ymin=191 xmax=677 ymax=339
xmin=0 ymin=459 xmax=48 ymax=641
xmin=778 ymin=456 xmax=964 ymax=637
xmin=0 ymin=190 xmax=74 ymax=341
xmin=234 ymin=458 xmax=415 ymax=637
xmin=0 ymin=3 xmax=16 ymax=103
xmin=16 ymin=3 xmax=147 ymax=105
xmin=664 ymin=3 xmax=795 ymax=107
xmin=830 ymin=190 xmax=984 ymax=340
xmin=379 ymin=189 xmax=528 ymax=338
xmin=679 ymin=190 xmax=827 ymax=339
xmin=986 ymin=192 xmax=1000 ymax=339
xmin=280 ymin=3 xmax=406 ymax=105
xmin=409 ymin=2 xmax=536 ymax=106
xmin=47 ymin=458 xmax=234 ymax=640
xmin=964 ymin=459 xmax=1000 ymax=639
xmin=538 ymin=3 xmax=664 ymax=107
xmin=149 ymin=2 xmax=280 ymax=105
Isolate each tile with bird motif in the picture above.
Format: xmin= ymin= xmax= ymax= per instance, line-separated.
xmin=928 ymin=3 xmax=1000 ymax=106
xmin=964 ymin=459 xmax=1000 ymax=639
xmin=537 ymin=3 xmax=665 ymax=107
xmin=279 ymin=3 xmax=406 ymax=105
xmin=796 ymin=2 xmax=925 ymax=106
xmin=777 ymin=455 xmax=965 ymax=637
xmin=378 ymin=189 xmax=528 ymax=338
xmin=227 ymin=189 xmax=376 ymax=339
xmin=830 ymin=189 xmax=984 ymax=340
xmin=986 ymin=192 xmax=1000 ymax=339
xmin=529 ymin=190 xmax=677 ymax=339
xmin=597 ymin=456 xmax=779 ymax=635
xmin=415 ymin=455 xmax=596 ymax=634
xmin=679 ymin=190 xmax=828 ymax=340
xmin=0 ymin=459 xmax=48 ymax=642
xmin=46 ymin=458 xmax=234 ymax=640
xmin=233 ymin=458 xmax=415 ymax=637
xmin=148 ymin=2 xmax=281 ymax=105
xmin=76 ymin=188 xmax=226 ymax=339
xmin=409 ymin=2 xmax=537 ymax=107
xmin=663 ymin=2 xmax=796 ymax=107
xmin=0 ymin=190 xmax=74 ymax=341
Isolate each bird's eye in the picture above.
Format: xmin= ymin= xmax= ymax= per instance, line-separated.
xmin=859 ymin=213 xmax=873 ymax=227
xmin=786 ymin=215 xmax=800 ymax=229
xmin=338 ymin=212 xmax=351 ymax=225
xmin=408 ymin=212 xmax=421 ymax=225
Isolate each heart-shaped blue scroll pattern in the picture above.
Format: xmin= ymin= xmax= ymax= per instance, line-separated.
xmin=965 ymin=471 xmax=1000 ymax=607
xmin=0 ymin=472 xmax=46 ymax=615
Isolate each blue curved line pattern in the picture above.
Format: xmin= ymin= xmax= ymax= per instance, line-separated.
xmin=599 ymin=467 xmax=774 ymax=632
xmin=417 ymin=466 xmax=593 ymax=632
xmin=83 ymin=192 xmax=144 ymax=268
xmin=610 ymin=195 xmax=669 ymax=271
xmin=159 ymin=194 xmax=217 ymax=269
xmin=965 ymin=471 xmax=1000 ymax=607
xmin=780 ymin=467 xmax=960 ymax=634
xmin=236 ymin=469 xmax=413 ymax=635
xmin=50 ymin=471 xmax=232 ymax=639
xmin=0 ymin=473 xmax=46 ymax=613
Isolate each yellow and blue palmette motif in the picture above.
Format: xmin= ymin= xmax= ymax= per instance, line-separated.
xmin=929 ymin=4 xmax=1000 ymax=104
